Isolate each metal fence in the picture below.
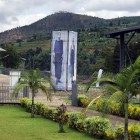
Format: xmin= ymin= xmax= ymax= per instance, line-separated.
xmin=130 ymin=95 xmax=140 ymax=106
xmin=0 ymin=86 xmax=28 ymax=103
xmin=0 ymin=83 xmax=139 ymax=105
xmin=77 ymin=86 xmax=103 ymax=99
xmin=77 ymin=86 xmax=140 ymax=105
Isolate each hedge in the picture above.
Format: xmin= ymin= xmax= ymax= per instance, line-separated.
xmin=20 ymin=98 xmax=68 ymax=122
xmin=20 ymin=98 xmax=140 ymax=140
xmin=77 ymin=94 xmax=140 ymax=120
xmin=114 ymin=125 xmax=140 ymax=140
xmin=96 ymin=98 xmax=140 ymax=120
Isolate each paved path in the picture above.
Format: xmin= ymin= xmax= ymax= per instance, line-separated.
xmin=34 ymin=92 xmax=140 ymax=127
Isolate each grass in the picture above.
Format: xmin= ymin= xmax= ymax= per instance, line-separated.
xmin=14 ymin=39 xmax=51 ymax=53
xmin=0 ymin=105 xmax=100 ymax=140
xmin=89 ymin=103 xmax=97 ymax=110
xmin=61 ymin=97 xmax=71 ymax=103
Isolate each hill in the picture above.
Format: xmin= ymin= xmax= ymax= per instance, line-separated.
xmin=0 ymin=12 xmax=140 ymax=44
xmin=0 ymin=12 xmax=107 ymax=44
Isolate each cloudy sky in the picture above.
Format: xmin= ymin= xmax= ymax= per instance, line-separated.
xmin=0 ymin=0 xmax=140 ymax=32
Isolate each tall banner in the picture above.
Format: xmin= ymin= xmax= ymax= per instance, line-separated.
xmin=67 ymin=31 xmax=77 ymax=90
xmin=51 ymin=31 xmax=77 ymax=90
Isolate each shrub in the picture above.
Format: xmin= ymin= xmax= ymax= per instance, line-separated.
xmin=107 ymin=99 xmax=124 ymax=116
xmin=105 ymin=129 xmax=115 ymax=140
xmin=83 ymin=116 xmax=111 ymax=139
xmin=34 ymin=102 xmax=69 ymax=123
xmin=34 ymin=102 xmax=45 ymax=115
xmin=20 ymin=98 xmax=32 ymax=112
xmin=115 ymin=126 xmax=124 ymax=139
xmin=77 ymin=94 xmax=89 ymax=107
xmin=42 ymin=106 xmax=58 ymax=121
xmin=20 ymin=98 xmax=29 ymax=107
xmin=128 ymin=105 xmax=140 ymax=120
xmin=68 ymin=112 xmax=84 ymax=131
xmin=135 ymin=107 xmax=140 ymax=120
xmin=99 ymin=99 xmax=123 ymax=116
xmin=96 ymin=98 xmax=104 ymax=110
xmin=96 ymin=99 xmax=140 ymax=120
xmin=40 ymin=104 xmax=48 ymax=116
xmin=26 ymin=100 xmax=32 ymax=112
xmin=57 ymin=104 xmax=67 ymax=132
xmin=115 ymin=124 xmax=140 ymax=140
xmin=20 ymin=98 xmax=140 ymax=139
xmin=128 ymin=124 xmax=140 ymax=139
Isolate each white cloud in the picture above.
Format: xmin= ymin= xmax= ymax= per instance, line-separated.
xmin=0 ymin=0 xmax=140 ymax=32
xmin=80 ymin=0 xmax=140 ymax=12
xmin=17 ymin=14 xmax=46 ymax=26
xmin=0 ymin=13 xmax=46 ymax=32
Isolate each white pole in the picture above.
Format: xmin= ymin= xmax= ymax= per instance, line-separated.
xmin=96 ymin=69 xmax=103 ymax=88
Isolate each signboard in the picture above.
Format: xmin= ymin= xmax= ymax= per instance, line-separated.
xmin=67 ymin=31 xmax=77 ymax=90
xmin=51 ymin=31 xmax=77 ymax=90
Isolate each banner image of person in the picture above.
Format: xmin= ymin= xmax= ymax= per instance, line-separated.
xmin=51 ymin=31 xmax=77 ymax=91
xmin=67 ymin=31 xmax=77 ymax=90
xmin=51 ymin=31 xmax=68 ymax=90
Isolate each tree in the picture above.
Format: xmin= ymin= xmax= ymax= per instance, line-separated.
xmin=0 ymin=45 xmax=20 ymax=68
xmin=13 ymin=69 xmax=52 ymax=118
xmin=16 ymin=39 xmax=22 ymax=47
xmin=57 ymin=104 xmax=67 ymax=132
xmin=85 ymin=56 xmax=140 ymax=140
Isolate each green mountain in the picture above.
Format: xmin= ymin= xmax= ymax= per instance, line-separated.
xmin=0 ymin=12 xmax=107 ymax=44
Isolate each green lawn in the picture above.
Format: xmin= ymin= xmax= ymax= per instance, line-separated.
xmin=0 ymin=105 xmax=99 ymax=140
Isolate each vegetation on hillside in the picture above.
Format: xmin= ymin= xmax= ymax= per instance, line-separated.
xmin=0 ymin=12 xmax=140 ymax=78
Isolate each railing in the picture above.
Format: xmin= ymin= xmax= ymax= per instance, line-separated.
xmin=0 ymin=86 xmax=26 ymax=103
xmin=77 ymin=86 xmax=102 ymax=99
xmin=78 ymin=86 xmax=140 ymax=105
xmin=130 ymin=95 xmax=140 ymax=106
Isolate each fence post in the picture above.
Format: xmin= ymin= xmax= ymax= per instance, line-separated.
xmin=71 ymin=81 xmax=78 ymax=106
xmin=23 ymin=86 xmax=29 ymax=98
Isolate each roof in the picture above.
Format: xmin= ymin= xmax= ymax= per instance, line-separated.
xmin=105 ymin=25 xmax=140 ymax=38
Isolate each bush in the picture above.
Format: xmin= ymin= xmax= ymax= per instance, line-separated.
xmin=20 ymin=98 xmax=29 ymax=107
xmin=96 ymin=99 xmax=140 ymax=120
xmin=68 ymin=112 xmax=112 ymax=138
xmin=26 ymin=101 xmax=32 ymax=112
xmin=41 ymin=105 xmax=58 ymax=121
xmin=34 ymin=102 xmax=45 ymax=115
xmin=115 ymin=126 xmax=124 ymax=139
xmin=20 ymin=98 xmax=32 ymax=112
xmin=68 ymin=112 xmax=84 ymax=131
xmin=20 ymin=98 xmax=69 ymax=123
xmin=77 ymin=94 xmax=89 ymax=107
xmin=96 ymin=98 xmax=124 ymax=116
xmin=115 ymin=124 xmax=140 ymax=140
xmin=105 ymin=129 xmax=115 ymax=140
xmin=128 ymin=124 xmax=140 ymax=139
xmin=83 ymin=116 xmax=111 ymax=138
xmin=128 ymin=105 xmax=140 ymax=120
xmin=20 ymin=98 xmax=140 ymax=139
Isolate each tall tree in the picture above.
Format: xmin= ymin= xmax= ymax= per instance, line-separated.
xmin=1 ymin=45 xmax=20 ymax=68
xmin=13 ymin=69 xmax=52 ymax=118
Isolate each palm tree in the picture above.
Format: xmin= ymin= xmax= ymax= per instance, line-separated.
xmin=85 ymin=56 xmax=140 ymax=140
xmin=13 ymin=69 xmax=52 ymax=118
